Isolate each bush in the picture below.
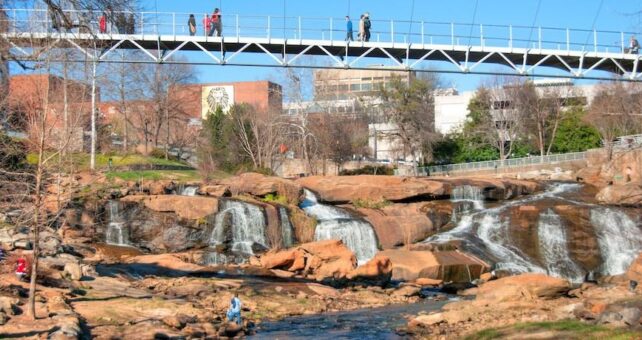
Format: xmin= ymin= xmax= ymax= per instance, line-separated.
xmin=351 ymin=198 xmax=392 ymax=209
xmin=262 ymin=193 xmax=288 ymax=205
xmin=0 ymin=133 xmax=28 ymax=170
xmin=340 ymin=165 xmax=394 ymax=176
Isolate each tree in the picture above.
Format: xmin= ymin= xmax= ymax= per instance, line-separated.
xmin=133 ymin=61 xmax=195 ymax=156
xmin=311 ymin=112 xmax=369 ymax=172
xmin=379 ymin=75 xmax=438 ymax=168
xmin=586 ymin=82 xmax=642 ymax=160
xmin=551 ymin=107 xmax=602 ymax=153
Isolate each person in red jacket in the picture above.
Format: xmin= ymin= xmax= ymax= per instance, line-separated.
xmin=15 ymin=257 xmax=27 ymax=282
xmin=203 ymin=14 xmax=211 ymax=36
xmin=208 ymin=8 xmax=222 ymax=37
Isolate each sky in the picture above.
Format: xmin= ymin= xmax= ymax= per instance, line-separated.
xmin=19 ymin=0 xmax=642 ymax=93
xmin=137 ymin=0 xmax=641 ymax=92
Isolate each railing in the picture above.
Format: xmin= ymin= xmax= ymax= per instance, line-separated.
xmin=613 ymin=133 xmax=642 ymax=149
xmin=2 ymin=8 xmax=641 ymax=54
xmin=415 ymin=151 xmax=590 ymax=176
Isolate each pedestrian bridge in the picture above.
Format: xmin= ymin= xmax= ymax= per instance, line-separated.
xmin=2 ymin=8 xmax=641 ymax=80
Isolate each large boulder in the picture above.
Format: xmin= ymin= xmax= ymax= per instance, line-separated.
xmin=255 ymin=240 xmax=357 ymax=282
xmin=379 ymin=250 xmax=489 ymax=282
xmin=121 ymin=195 xmax=219 ymax=220
xmin=297 ymin=175 xmax=447 ymax=203
xmin=220 ymin=172 xmax=303 ymax=205
xmin=596 ymin=183 xmax=642 ymax=206
xmin=475 ymin=273 xmax=571 ymax=302
xmin=347 ymin=254 xmax=393 ymax=286
xmin=626 ymin=252 xmax=642 ymax=282
xmin=358 ymin=202 xmax=451 ymax=249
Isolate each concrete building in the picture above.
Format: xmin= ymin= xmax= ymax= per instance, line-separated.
xmin=314 ymin=68 xmax=414 ymax=101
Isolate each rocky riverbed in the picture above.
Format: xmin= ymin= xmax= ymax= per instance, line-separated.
xmin=1 ymin=151 xmax=642 ymax=338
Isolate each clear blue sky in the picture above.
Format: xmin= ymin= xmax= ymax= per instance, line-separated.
xmin=130 ymin=1 xmax=642 ymax=92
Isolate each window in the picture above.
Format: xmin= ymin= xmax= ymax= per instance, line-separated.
xmin=350 ymin=83 xmax=361 ymax=91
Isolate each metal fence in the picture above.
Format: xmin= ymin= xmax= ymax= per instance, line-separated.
xmin=415 ymin=151 xmax=590 ymax=176
xmin=2 ymin=8 xmax=640 ymax=53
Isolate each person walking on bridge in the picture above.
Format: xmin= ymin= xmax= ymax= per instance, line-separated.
xmin=345 ymin=16 xmax=353 ymax=41
xmin=363 ymin=12 xmax=371 ymax=42
xmin=626 ymin=35 xmax=639 ymax=54
xmin=209 ymin=8 xmax=222 ymax=37
xmin=188 ymin=14 xmax=197 ymax=36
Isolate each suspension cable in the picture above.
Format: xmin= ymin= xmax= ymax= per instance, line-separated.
xmin=527 ymin=0 xmax=542 ymax=48
xmin=467 ymin=0 xmax=479 ymax=46
xmin=584 ymin=0 xmax=605 ymax=48
xmin=408 ymin=0 xmax=416 ymax=38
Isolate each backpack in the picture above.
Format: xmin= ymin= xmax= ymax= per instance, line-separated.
xmin=364 ymin=18 xmax=371 ymax=30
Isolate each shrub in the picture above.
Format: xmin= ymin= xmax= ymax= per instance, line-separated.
xmin=351 ymin=198 xmax=392 ymax=209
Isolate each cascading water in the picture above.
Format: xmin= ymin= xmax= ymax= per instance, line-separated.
xmin=427 ymin=182 xmax=642 ymax=281
xmin=106 ymin=200 xmax=129 ymax=246
xmin=209 ymin=200 xmax=268 ymax=255
xmin=537 ymin=209 xmax=584 ymax=281
xmin=301 ymin=190 xmax=378 ymax=265
xmin=181 ymin=186 xmax=198 ymax=196
xmin=451 ymin=185 xmax=485 ymax=210
xmin=590 ymin=208 xmax=642 ymax=276
xmin=279 ymin=207 xmax=294 ymax=249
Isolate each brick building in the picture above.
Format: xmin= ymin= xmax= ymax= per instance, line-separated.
xmin=7 ymin=74 xmax=97 ymax=152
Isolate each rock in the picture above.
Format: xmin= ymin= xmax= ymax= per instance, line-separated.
xmin=378 ymin=250 xmax=489 ymax=282
xmin=626 ymin=252 xmax=642 ymax=282
xmin=12 ymin=238 xmax=32 ymax=250
xmin=162 ymin=315 xmax=186 ymax=329
xmin=257 ymin=240 xmax=357 ymax=282
xmin=480 ymin=272 xmax=494 ymax=282
xmin=347 ymin=254 xmax=393 ymax=286
xmin=475 ymin=273 xmax=571 ymax=302
xmin=63 ymin=262 xmax=83 ymax=281
xmin=120 ymin=195 xmax=219 ymax=220
xmin=590 ymin=302 xmax=608 ymax=315
xmin=596 ymin=183 xmax=642 ymax=206
xmin=0 ymin=311 xmax=8 ymax=325
xmin=619 ymin=307 xmax=641 ymax=326
xmin=221 ymin=172 xmax=303 ymax=205
xmin=358 ymin=203 xmax=449 ymax=249
xmin=409 ymin=313 xmax=445 ymax=327
xmin=415 ymin=278 xmax=443 ymax=286
xmin=297 ymin=175 xmax=447 ymax=203
xmin=599 ymin=311 xmax=624 ymax=325
xmin=270 ymin=269 xmax=296 ymax=279
xmin=0 ymin=296 xmax=19 ymax=315
xmin=219 ymin=322 xmax=244 ymax=338
xmin=392 ymin=285 xmax=421 ymax=297
xmin=166 ymin=283 xmax=214 ymax=298
xmin=200 ymin=184 xmax=231 ymax=197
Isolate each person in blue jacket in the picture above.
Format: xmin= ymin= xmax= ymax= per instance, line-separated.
xmin=345 ymin=16 xmax=353 ymax=41
xmin=226 ymin=292 xmax=242 ymax=325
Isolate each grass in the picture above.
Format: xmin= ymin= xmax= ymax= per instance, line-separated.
xmin=105 ymin=170 xmax=202 ymax=182
xmin=262 ymin=193 xmax=289 ymax=205
xmin=27 ymin=152 xmax=188 ymax=171
xmin=465 ymin=320 xmax=642 ymax=340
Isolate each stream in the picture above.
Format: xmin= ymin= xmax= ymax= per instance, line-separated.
xmin=253 ymin=296 xmax=453 ymax=339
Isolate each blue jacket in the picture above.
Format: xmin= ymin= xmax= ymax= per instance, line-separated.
xmin=347 ymin=20 xmax=353 ymax=32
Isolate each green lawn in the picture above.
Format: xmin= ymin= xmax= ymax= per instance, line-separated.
xmin=105 ymin=170 xmax=202 ymax=182
xmin=27 ymin=152 xmax=188 ymax=171
xmin=465 ymin=320 xmax=642 ymax=340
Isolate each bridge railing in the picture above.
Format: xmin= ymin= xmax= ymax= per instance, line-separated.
xmin=3 ymin=8 xmax=639 ymax=54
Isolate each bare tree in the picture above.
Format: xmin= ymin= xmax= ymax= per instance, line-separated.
xmin=379 ymin=75 xmax=438 ymax=169
xmin=587 ymin=82 xmax=642 ymax=160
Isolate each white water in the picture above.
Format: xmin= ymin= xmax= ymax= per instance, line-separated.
xmin=427 ymin=182 xmax=642 ymax=280
xmin=451 ymin=185 xmax=485 ymax=210
xmin=537 ymin=209 xmax=584 ymax=282
xmin=590 ymin=208 xmax=642 ymax=276
xmin=209 ymin=200 xmax=268 ymax=255
xmin=279 ymin=207 xmax=294 ymax=248
xmin=181 ymin=186 xmax=198 ymax=196
xmin=106 ymin=200 xmax=129 ymax=246
xmin=302 ymin=190 xmax=378 ymax=265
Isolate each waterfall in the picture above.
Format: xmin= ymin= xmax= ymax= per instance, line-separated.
xmin=209 ymin=200 xmax=268 ymax=255
xmin=279 ymin=207 xmax=294 ymax=248
xmin=181 ymin=186 xmax=198 ymax=196
xmin=590 ymin=208 xmax=642 ymax=276
xmin=106 ymin=200 xmax=129 ymax=246
xmin=451 ymin=185 xmax=484 ymax=210
xmin=301 ymin=190 xmax=378 ymax=265
xmin=537 ymin=209 xmax=584 ymax=282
